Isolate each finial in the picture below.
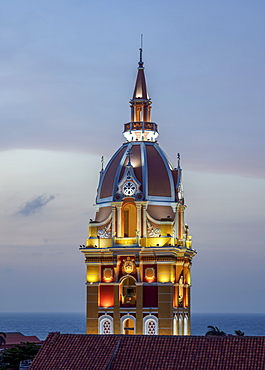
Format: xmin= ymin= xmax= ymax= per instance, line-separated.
xmin=126 ymin=148 xmax=133 ymax=165
xmin=177 ymin=153 xmax=181 ymax=168
xmin=101 ymin=156 xmax=104 ymax=171
xmin=139 ymin=34 xmax=144 ymax=66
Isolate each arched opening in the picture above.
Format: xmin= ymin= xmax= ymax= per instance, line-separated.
xmin=184 ymin=315 xmax=188 ymax=335
xmin=178 ymin=275 xmax=183 ymax=307
xmin=123 ymin=318 xmax=135 ymax=335
xmin=120 ymin=276 xmax=136 ymax=307
xmin=122 ymin=203 xmax=137 ymax=237
xmin=178 ymin=315 xmax=183 ymax=335
xmin=173 ymin=315 xmax=178 ymax=335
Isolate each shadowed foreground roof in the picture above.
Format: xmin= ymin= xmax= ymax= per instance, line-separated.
xmin=29 ymin=332 xmax=265 ymax=370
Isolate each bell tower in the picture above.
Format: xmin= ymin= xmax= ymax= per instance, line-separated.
xmin=80 ymin=49 xmax=196 ymax=336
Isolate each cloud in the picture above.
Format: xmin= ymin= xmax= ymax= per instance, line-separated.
xmin=16 ymin=194 xmax=55 ymax=216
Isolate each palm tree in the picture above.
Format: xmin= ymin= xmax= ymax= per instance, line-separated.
xmin=235 ymin=330 xmax=245 ymax=336
xmin=0 ymin=332 xmax=6 ymax=346
xmin=205 ymin=326 xmax=226 ymax=336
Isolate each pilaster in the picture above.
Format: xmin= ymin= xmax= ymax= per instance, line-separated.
xmin=136 ymin=284 xmax=143 ymax=334
xmin=116 ymin=203 xmax=122 ymax=237
xmin=135 ymin=202 xmax=142 ymax=237
xmin=113 ymin=284 xmax=120 ymax=334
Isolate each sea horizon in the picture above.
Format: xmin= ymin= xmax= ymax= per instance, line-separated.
xmin=1 ymin=312 xmax=265 ymax=340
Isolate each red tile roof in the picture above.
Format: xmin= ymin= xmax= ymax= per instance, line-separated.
xmin=1 ymin=332 xmax=42 ymax=349
xmin=30 ymin=333 xmax=265 ymax=370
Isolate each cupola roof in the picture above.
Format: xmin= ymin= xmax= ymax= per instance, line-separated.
xmin=96 ymin=141 xmax=183 ymax=206
xmin=132 ymin=48 xmax=149 ymax=100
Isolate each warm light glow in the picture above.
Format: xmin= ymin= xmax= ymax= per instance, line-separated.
xmin=157 ymin=265 xmax=170 ymax=283
xmin=103 ymin=268 xmax=113 ymax=283
xmin=100 ymin=286 xmax=114 ymax=307
xmin=146 ymin=276 xmax=155 ymax=283
xmin=103 ymin=277 xmax=113 ymax=283
xmin=158 ymin=275 xmax=170 ymax=283
xmin=87 ymin=275 xmax=98 ymax=283
xmin=145 ymin=267 xmax=155 ymax=283
xmin=102 ymin=299 xmax=113 ymax=308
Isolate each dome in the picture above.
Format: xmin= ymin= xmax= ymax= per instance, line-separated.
xmin=97 ymin=141 xmax=182 ymax=206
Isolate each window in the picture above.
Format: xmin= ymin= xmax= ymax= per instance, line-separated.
xmin=147 ymin=320 xmax=156 ymax=335
xmin=120 ymin=276 xmax=136 ymax=306
xmin=99 ymin=315 xmax=113 ymax=334
xmin=144 ymin=315 xmax=158 ymax=335
xmin=122 ymin=203 xmax=137 ymax=237
xmin=102 ymin=320 xmax=111 ymax=334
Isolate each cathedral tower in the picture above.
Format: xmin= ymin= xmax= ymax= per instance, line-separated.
xmin=80 ymin=49 xmax=196 ymax=335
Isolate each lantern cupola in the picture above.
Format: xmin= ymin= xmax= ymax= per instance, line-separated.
xmin=123 ymin=48 xmax=159 ymax=142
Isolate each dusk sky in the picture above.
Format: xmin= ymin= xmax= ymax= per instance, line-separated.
xmin=1 ymin=0 xmax=264 ymax=314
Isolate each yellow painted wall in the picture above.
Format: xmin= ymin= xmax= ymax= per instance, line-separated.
xmin=86 ymin=265 xmax=99 ymax=283
xmin=86 ymin=285 xmax=98 ymax=334
xmin=157 ymin=264 xmax=171 ymax=283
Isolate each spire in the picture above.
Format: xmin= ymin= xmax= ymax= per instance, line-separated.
xmin=132 ymin=47 xmax=149 ymax=100
xmin=123 ymin=44 xmax=159 ymax=142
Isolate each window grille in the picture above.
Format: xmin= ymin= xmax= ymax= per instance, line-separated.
xmin=147 ymin=320 xmax=156 ymax=335
xmin=102 ymin=320 xmax=111 ymax=334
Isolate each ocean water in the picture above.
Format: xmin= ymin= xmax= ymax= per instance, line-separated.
xmin=0 ymin=312 xmax=264 ymax=340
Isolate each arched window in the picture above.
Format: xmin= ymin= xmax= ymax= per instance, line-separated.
xmin=144 ymin=315 xmax=158 ymax=335
xmin=173 ymin=315 xmax=178 ymax=335
xmin=184 ymin=315 xmax=188 ymax=335
xmin=99 ymin=315 xmax=113 ymax=334
xmin=120 ymin=276 xmax=136 ymax=307
xmin=178 ymin=314 xmax=183 ymax=335
xmin=120 ymin=315 xmax=136 ymax=335
xmin=122 ymin=203 xmax=137 ymax=237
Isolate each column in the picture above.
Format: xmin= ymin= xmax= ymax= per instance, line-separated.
xmin=142 ymin=203 xmax=148 ymax=237
xmin=116 ymin=203 xmax=122 ymax=237
xmin=111 ymin=204 xmax=116 ymax=236
xmin=135 ymin=202 xmax=142 ymax=237
xmin=178 ymin=206 xmax=185 ymax=240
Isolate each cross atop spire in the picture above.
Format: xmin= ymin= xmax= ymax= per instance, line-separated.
xmin=139 ymin=34 xmax=144 ymax=67
xmin=177 ymin=153 xmax=181 ymax=169
xmin=139 ymin=47 xmax=143 ymax=66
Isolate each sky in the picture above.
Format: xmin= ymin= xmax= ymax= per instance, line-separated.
xmin=0 ymin=0 xmax=265 ymax=314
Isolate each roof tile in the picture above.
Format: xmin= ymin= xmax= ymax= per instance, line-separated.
xmin=29 ymin=333 xmax=265 ymax=370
